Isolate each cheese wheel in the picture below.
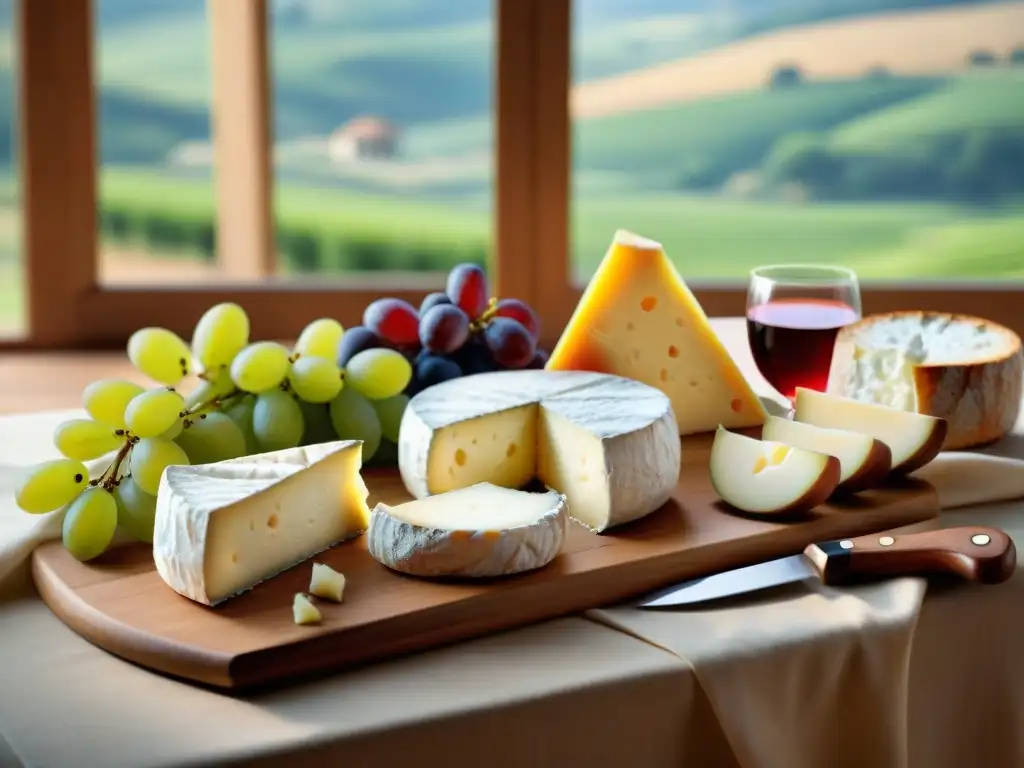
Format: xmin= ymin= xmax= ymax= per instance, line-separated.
xmin=827 ymin=311 xmax=1023 ymax=450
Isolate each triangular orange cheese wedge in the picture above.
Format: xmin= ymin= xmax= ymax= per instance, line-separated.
xmin=546 ymin=229 xmax=766 ymax=435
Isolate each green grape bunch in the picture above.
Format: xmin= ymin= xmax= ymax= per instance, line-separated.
xmin=12 ymin=303 xmax=413 ymax=563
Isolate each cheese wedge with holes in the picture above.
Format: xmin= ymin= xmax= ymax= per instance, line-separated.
xmin=828 ymin=311 xmax=1023 ymax=450
xmin=398 ymin=370 xmax=680 ymax=532
xmin=153 ymin=440 xmax=370 ymax=606
xmin=367 ymin=483 xmax=567 ymax=577
xmin=546 ymin=229 xmax=766 ymax=435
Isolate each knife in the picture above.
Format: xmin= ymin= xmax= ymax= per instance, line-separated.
xmin=636 ymin=526 xmax=1016 ymax=609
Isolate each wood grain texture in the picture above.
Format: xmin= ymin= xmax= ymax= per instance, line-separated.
xmin=31 ymin=431 xmax=939 ymax=692
xmin=809 ymin=526 xmax=1016 ymax=585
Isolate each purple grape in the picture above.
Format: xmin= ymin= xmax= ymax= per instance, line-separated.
xmin=336 ymin=326 xmax=381 ymax=368
xmin=495 ymin=298 xmax=540 ymax=341
xmin=419 ymin=292 xmax=451 ymax=316
xmin=364 ymin=298 xmax=420 ymax=346
xmin=453 ymin=336 xmax=498 ymax=375
xmin=419 ymin=304 xmax=470 ymax=354
xmin=446 ymin=264 xmax=489 ymax=320
xmin=483 ymin=317 xmax=535 ymax=369
xmin=415 ymin=354 xmax=463 ymax=388
xmin=526 ymin=349 xmax=549 ymax=369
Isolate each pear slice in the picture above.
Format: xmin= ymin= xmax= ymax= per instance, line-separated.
xmin=710 ymin=427 xmax=840 ymax=516
xmin=793 ymin=388 xmax=947 ymax=475
xmin=761 ymin=415 xmax=891 ymax=493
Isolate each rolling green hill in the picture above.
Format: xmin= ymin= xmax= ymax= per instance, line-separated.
xmin=574 ymin=77 xmax=943 ymax=188
xmin=830 ymin=73 xmax=1024 ymax=151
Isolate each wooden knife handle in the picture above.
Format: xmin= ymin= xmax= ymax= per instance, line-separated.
xmin=804 ymin=526 xmax=1016 ymax=586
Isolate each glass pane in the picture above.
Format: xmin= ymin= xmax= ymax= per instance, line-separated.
xmin=95 ymin=0 xmax=218 ymax=286
xmin=269 ymin=0 xmax=494 ymax=279
xmin=0 ymin=0 xmax=23 ymax=336
xmin=571 ymin=1 xmax=1024 ymax=283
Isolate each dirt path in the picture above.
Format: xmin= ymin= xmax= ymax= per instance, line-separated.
xmin=572 ymin=2 xmax=1024 ymax=118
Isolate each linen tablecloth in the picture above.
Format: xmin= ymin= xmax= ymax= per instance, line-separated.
xmin=3 ymin=319 xmax=1024 ymax=767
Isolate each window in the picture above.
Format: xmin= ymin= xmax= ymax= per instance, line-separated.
xmin=0 ymin=0 xmax=21 ymax=338
xmin=4 ymin=0 xmax=1022 ymax=352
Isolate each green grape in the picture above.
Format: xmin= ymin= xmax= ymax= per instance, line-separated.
xmin=62 ymin=487 xmax=118 ymax=562
xmin=159 ymin=418 xmax=184 ymax=441
xmin=297 ymin=399 xmax=338 ymax=446
xmin=175 ymin=412 xmax=247 ymax=465
xmin=329 ymin=387 xmax=382 ymax=461
xmin=184 ymin=366 xmax=236 ymax=409
xmin=124 ymin=388 xmax=185 ymax=438
xmin=230 ymin=342 xmax=291 ymax=394
xmin=83 ymin=379 xmax=146 ymax=429
xmin=225 ymin=396 xmax=259 ymax=453
xmin=252 ymin=390 xmax=304 ymax=452
xmin=368 ymin=438 xmax=399 ymax=467
xmin=15 ymin=458 xmax=90 ymax=514
xmin=53 ymin=419 xmax=123 ymax=461
xmin=114 ymin=477 xmax=158 ymax=544
xmin=130 ymin=438 xmax=189 ymax=496
xmin=288 ymin=356 xmax=342 ymax=403
xmin=128 ymin=327 xmax=192 ymax=386
xmin=295 ymin=318 xmax=344 ymax=361
xmin=192 ymin=302 xmax=250 ymax=370
xmin=371 ymin=394 xmax=408 ymax=443
xmin=345 ymin=348 xmax=412 ymax=400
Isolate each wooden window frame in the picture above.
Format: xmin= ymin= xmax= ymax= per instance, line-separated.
xmin=6 ymin=0 xmax=1023 ymax=353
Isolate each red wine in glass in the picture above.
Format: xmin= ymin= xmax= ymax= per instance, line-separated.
xmin=747 ymin=266 xmax=861 ymax=402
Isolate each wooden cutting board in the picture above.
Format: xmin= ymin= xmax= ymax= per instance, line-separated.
xmin=32 ymin=431 xmax=939 ymax=692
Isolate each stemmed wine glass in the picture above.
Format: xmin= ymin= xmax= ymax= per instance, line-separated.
xmin=746 ymin=265 xmax=861 ymax=404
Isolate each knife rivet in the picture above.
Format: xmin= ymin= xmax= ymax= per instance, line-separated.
xmin=839 ymin=540 xmax=854 ymax=550
xmin=971 ymin=533 xmax=991 ymax=546
xmin=879 ymin=536 xmax=895 ymax=546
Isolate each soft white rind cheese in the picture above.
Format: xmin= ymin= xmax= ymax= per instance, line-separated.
xmin=398 ymin=370 xmax=680 ymax=532
xmin=367 ymin=483 xmax=567 ymax=577
xmin=828 ymin=312 xmax=1023 ymax=450
xmin=153 ymin=440 xmax=370 ymax=606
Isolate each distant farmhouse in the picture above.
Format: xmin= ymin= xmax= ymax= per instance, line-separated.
xmin=328 ymin=116 xmax=400 ymax=163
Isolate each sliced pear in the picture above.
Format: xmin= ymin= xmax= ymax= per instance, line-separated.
xmin=761 ymin=415 xmax=892 ymax=494
xmin=710 ymin=426 xmax=840 ymax=516
xmin=793 ymin=388 xmax=947 ymax=475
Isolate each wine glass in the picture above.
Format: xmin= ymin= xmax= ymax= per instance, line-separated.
xmin=746 ymin=264 xmax=861 ymax=404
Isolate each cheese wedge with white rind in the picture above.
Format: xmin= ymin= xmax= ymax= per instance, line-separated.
xmin=710 ymin=427 xmax=840 ymax=515
xmin=545 ymin=229 xmax=766 ymax=435
xmin=793 ymin=387 xmax=947 ymax=475
xmin=398 ymin=370 xmax=679 ymax=532
xmin=828 ymin=311 xmax=1022 ymax=450
xmin=153 ymin=440 xmax=369 ymax=606
xmin=761 ymin=415 xmax=891 ymax=493
xmin=367 ymin=483 xmax=567 ymax=578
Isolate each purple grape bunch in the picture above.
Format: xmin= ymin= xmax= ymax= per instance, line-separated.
xmin=339 ymin=264 xmax=547 ymax=396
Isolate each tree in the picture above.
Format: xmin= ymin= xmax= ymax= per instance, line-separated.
xmin=768 ymin=64 xmax=803 ymax=89
xmin=1010 ymin=46 xmax=1024 ymax=66
xmin=968 ymin=50 xmax=998 ymax=67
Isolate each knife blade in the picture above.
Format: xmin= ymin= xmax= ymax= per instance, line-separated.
xmin=636 ymin=526 xmax=1016 ymax=609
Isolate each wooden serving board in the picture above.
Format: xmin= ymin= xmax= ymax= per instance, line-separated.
xmin=32 ymin=432 xmax=939 ymax=692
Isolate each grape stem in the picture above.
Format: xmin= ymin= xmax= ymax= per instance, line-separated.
xmin=181 ymin=387 xmax=245 ymax=426
xmin=468 ymin=297 xmax=499 ymax=333
xmin=90 ymin=436 xmax=136 ymax=492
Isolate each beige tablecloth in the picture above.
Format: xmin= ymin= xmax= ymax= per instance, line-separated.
xmin=3 ymin=319 xmax=1024 ymax=768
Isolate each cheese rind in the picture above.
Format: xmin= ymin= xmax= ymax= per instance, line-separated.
xmin=398 ymin=370 xmax=679 ymax=532
xmin=153 ymin=440 xmax=370 ymax=606
xmin=309 ymin=563 xmax=346 ymax=603
xmin=828 ymin=311 xmax=1023 ymax=450
xmin=367 ymin=483 xmax=567 ymax=577
xmin=545 ymin=229 xmax=766 ymax=435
